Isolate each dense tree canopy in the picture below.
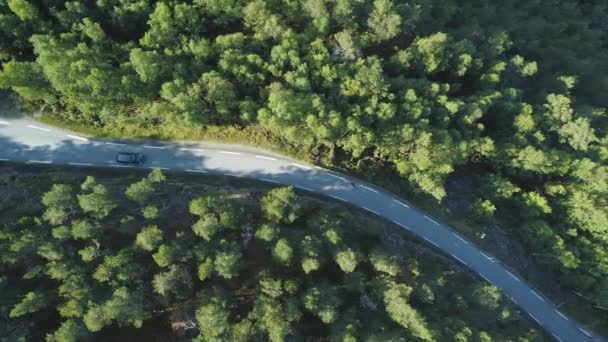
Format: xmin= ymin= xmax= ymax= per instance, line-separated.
xmin=0 ymin=0 xmax=606 ymax=332
xmin=0 ymin=169 xmax=542 ymax=340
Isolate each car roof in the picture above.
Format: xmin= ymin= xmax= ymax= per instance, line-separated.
xmin=117 ymin=152 xmax=137 ymax=160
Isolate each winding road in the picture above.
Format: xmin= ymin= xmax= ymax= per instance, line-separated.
xmin=0 ymin=116 xmax=602 ymax=342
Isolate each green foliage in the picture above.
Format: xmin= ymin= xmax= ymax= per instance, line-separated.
xmin=10 ymin=291 xmax=51 ymax=318
xmin=71 ymin=219 xmax=101 ymax=240
xmin=261 ymin=187 xmax=301 ymax=224
xmin=272 ymin=238 xmax=293 ymax=265
xmin=153 ymin=265 xmax=193 ymax=298
xmin=214 ymin=241 xmax=242 ymax=279
xmin=521 ymin=192 xmax=552 ymax=216
xmin=383 ymin=282 xmax=433 ymax=341
xmin=335 ymin=247 xmax=359 ymax=273
xmin=125 ymin=169 xmax=166 ymax=204
xmin=77 ymin=182 xmax=117 ymax=219
xmin=472 ymin=284 xmax=502 ymax=310
xmin=83 ymin=287 xmax=145 ymax=332
xmin=192 ymin=215 xmax=220 ymax=241
xmin=200 ymin=71 xmax=237 ymax=116
xmin=255 ymin=223 xmax=279 ymax=242
xmin=258 ymin=271 xmax=283 ymax=298
xmin=80 ymin=18 xmax=105 ymax=42
xmin=82 ymin=305 xmax=104 ymax=332
xmin=46 ymin=319 xmax=91 ymax=342
xmin=470 ymin=199 xmax=496 ymax=223
xmin=0 ymin=60 xmax=53 ymax=101
xmin=152 ymin=243 xmax=177 ymax=268
xmin=367 ymin=0 xmax=401 ymax=42
xmin=93 ymin=253 xmax=138 ymax=285
xmin=135 ymin=225 xmax=163 ymax=251
xmin=195 ymin=296 xmax=230 ymax=340
xmin=0 ymin=171 xmax=550 ymax=340
xmin=197 ymin=258 xmax=214 ymax=281
xmin=8 ymin=0 xmax=38 ymax=20
xmin=51 ymin=225 xmax=71 ymax=240
xmin=251 ymin=296 xmax=300 ymax=342
xmin=302 ymin=284 xmax=342 ymax=324
xmin=142 ymin=205 xmax=159 ymax=220
xmin=300 ymin=235 xmax=323 ymax=274
xmin=78 ymin=245 xmax=100 ymax=262
xmin=370 ymin=247 xmax=401 ymax=276
xmin=125 ymin=177 xmax=156 ymax=204
xmin=189 ymin=194 xmax=238 ymax=235
xmin=130 ymin=48 xmax=170 ymax=84
xmin=41 ymin=184 xmax=74 ymax=225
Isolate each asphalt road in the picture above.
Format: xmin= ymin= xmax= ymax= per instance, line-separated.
xmin=0 ymin=117 xmax=602 ymax=342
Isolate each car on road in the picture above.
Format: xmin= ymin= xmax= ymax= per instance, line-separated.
xmin=116 ymin=152 xmax=144 ymax=164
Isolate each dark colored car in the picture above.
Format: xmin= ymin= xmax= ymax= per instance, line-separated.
xmin=116 ymin=152 xmax=144 ymax=164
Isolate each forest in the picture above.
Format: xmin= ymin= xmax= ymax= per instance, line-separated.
xmin=0 ymin=0 xmax=606 ymax=333
xmin=0 ymin=166 xmax=543 ymax=340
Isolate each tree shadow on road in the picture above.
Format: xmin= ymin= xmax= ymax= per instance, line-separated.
xmin=0 ymin=135 xmax=208 ymax=172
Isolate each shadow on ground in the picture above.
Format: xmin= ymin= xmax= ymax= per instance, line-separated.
xmin=0 ymin=92 xmax=25 ymax=119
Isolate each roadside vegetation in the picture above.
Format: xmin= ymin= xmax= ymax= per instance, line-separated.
xmin=0 ymin=0 xmax=606 ymax=332
xmin=0 ymin=166 xmax=542 ymax=340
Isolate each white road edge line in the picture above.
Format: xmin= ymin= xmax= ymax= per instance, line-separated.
xmin=329 ymin=195 xmax=346 ymax=202
xmin=297 ymin=185 xmax=314 ymax=192
xmin=326 ymin=173 xmax=347 ymax=181
xmin=186 ymin=169 xmax=206 ymax=173
xmin=255 ymin=155 xmax=277 ymax=161
xmin=552 ymin=333 xmax=563 ymax=342
xmin=143 ymin=145 xmax=166 ymax=149
xmin=69 ymin=162 xmax=93 ymax=166
xmin=261 ymin=178 xmax=280 ymax=184
xmin=106 ymin=142 xmax=126 ymax=146
xmin=531 ymin=290 xmax=544 ymax=302
xmin=510 ymin=297 xmax=518 ymax=305
xmin=480 ymin=274 xmax=491 ymax=283
xmin=391 ymin=220 xmax=411 ymax=230
xmin=423 ymin=237 xmax=439 ymax=247
xmin=392 ymin=199 xmax=410 ymax=208
xmin=453 ymin=255 xmax=468 ymax=266
xmin=453 ymin=233 xmax=469 ymax=245
xmin=291 ymin=162 xmax=312 ymax=170
xmin=67 ymin=134 xmax=88 ymax=142
xmin=180 ymin=148 xmax=204 ymax=152
xmin=219 ymin=150 xmax=241 ymax=155
xmin=359 ymin=184 xmax=379 ymax=193
xmin=505 ymin=270 xmax=520 ymax=282
xmin=362 ymin=207 xmax=380 ymax=215
xmin=424 ymin=215 xmax=439 ymax=225
xmin=0 ymin=120 xmax=9 ymax=125
xmin=529 ymin=314 xmax=541 ymax=325
xmin=28 ymin=160 xmax=51 ymax=164
xmin=554 ymin=309 xmax=569 ymax=321
xmin=0 ymin=158 xmax=9 ymax=161
xmin=27 ymin=125 xmax=51 ymax=132
xmin=109 ymin=164 xmax=133 ymax=168
xmin=579 ymin=328 xmax=592 ymax=337
xmin=149 ymin=167 xmax=169 ymax=170
xmin=481 ymin=251 xmax=494 ymax=261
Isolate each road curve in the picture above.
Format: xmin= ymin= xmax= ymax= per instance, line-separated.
xmin=0 ymin=117 xmax=602 ymax=342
